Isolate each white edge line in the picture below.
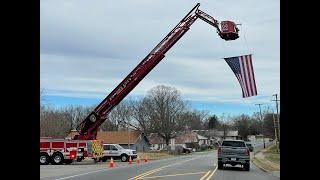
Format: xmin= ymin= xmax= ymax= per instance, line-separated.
xmin=53 ymin=164 xmax=133 ymax=180
xmin=54 ymin=169 xmax=108 ymax=180
xmin=55 ymin=156 xmax=198 ymax=180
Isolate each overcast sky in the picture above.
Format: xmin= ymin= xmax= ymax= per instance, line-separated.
xmin=40 ymin=0 xmax=280 ymax=116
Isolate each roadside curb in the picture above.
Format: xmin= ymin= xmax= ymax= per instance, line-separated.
xmin=252 ymin=158 xmax=269 ymax=172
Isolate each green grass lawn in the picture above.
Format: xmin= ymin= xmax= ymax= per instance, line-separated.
xmin=264 ymin=145 xmax=280 ymax=164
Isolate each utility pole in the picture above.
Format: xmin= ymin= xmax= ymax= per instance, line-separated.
xmin=128 ymin=120 xmax=131 ymax=150
xmin=272 ymin=110 xmax=279 ymax=152
xmin=255 ymin=103 xmax=265 ymax=148
xmin=272 ymin=94 xmax=280 ymax=149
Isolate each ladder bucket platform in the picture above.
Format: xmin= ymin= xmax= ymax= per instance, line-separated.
xmin=219 ymin=21 xmax=239 ymax=40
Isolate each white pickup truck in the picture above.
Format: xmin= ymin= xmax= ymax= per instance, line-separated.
xmin=100 ymin=144 xmax=137 ymax=162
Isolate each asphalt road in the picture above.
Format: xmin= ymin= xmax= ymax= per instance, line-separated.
xmin=41 ymin=150 xmax=279 ymax=180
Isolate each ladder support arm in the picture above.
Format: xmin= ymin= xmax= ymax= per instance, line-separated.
xmin=74 ymin=3 xmax=229 ymax=140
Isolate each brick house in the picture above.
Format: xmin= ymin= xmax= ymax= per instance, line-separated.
xmin=148 ymin=132 xmax=209 ymax=150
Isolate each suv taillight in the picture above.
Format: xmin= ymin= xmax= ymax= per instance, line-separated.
xmin=218 ymin=147 xmax=221 ymax=155
xmin=246 ymin=148 xmax=250 ymax=156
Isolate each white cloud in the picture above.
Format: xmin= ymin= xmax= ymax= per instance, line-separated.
xmin=41 ymin=0 xmax=280 ymax=107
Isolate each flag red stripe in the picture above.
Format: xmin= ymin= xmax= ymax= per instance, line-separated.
xmin=224 ymin=54 xmax=257 ymax=98
xmin=235 ymin=74 xmax=245 ymax=97
xmin=240 ymin=56 xmax=250 ymax=97
xmin=238 ymin=57 xmax=247 ymax=97
xmin=246 ymin=55 xmax=257 ymax=95
xmin=244 ymin=55 xmax=254 ymax=96
xmin=248 ymin=55 xmax=257 ymax=95
xmin=237 ymin=74 xmax=247 ymax=97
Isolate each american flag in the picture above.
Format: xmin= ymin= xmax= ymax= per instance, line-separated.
xmin=224 ymin=54 xmax=257 ymax=98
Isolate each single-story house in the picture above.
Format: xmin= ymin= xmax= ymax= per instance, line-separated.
xmin=174 ymin=132 xmax=199 ymax=148
xmin=197 ymin=134 xmax=209 ymax=145
xmin=254 ymin=134 xmax=272 ymax=142
xmin=148 ymin=133 xmax=166 ymax=150
xmin=66 ymin=129 xmax=151 ymax=152
xmin=148 ymin=132 xmax=209 ymax=150
xmin=192 ymin=129 xmax=243 ymax=145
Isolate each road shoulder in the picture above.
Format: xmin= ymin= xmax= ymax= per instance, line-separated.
xmin=252 ymin=145 xmax=280 ymax=178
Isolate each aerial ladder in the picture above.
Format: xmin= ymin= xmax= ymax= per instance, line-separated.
xmin=74 ymin=3 xmax=239 ymax=140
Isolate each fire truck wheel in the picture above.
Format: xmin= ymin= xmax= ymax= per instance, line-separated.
xmin=51 ymin=152 xmax=64 ymax=165
xmin=40 ymin=152 xmax=50 ymax=165
xmin=76 ymin=157 xmax=83 ymax=162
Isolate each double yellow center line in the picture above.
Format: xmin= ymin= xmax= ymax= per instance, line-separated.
xmin=130 ymin=167 xmax=164 ymax=180
xmin=129 ymin=157 xmax=218 ymax=180
xmin=128 ymin=158 xmax=196 ymax=180
xmin=199 ymin=165 xmax=218 ymax=180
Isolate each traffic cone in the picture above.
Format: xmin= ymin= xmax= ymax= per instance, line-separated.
xmin=109 ymin=157 xmax=114 ymax=168
xmin=128 ymin=156 xmax=132 ymax=165
xmin=136 ymin=156 xmax=140 ymax=164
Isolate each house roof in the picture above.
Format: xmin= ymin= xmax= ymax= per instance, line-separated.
xmin=213 ymin=131 xmax=239 ymax=137
xmin=148 ymin=133 xmax=166 ymax=144
xmin=97 ymin=130 xmax=143 ymax=144
xmin=175 ymin=132 xmax=198 ymax=144
xmin=66 ymin=130 xmax=147 ymax=144
xmin=192 ymin=130 xmax=239 ymax=138
xmin=197 ymin=134 xmax=208 ymax=140
xmin=148 ymin=132 xmax=199 ymax=144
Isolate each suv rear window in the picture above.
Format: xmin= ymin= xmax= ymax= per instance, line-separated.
xmin=222 ymin=141 xmax=245 ymax=147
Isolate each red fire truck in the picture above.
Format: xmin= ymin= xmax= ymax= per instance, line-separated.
xmin=40 ymin=137 xmax=103 ymax=165
xmin=40 ymin=3 xmax=239 ymax=165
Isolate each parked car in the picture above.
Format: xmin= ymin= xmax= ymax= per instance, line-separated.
xmin=245 ymin=142 xmax=254 ymax=152
xmin=218 ymin=140 xmax=251 ymax=171
xmin=100 ymin=144 xmax=137 ymax=162
xmin=182 ymin=147 xmax=192 ymax=154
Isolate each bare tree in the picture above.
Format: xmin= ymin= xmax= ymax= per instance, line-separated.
xmin=262 ymin=113 xmax=276 ymax=139
xmin=143 ymin=85 xmax=186 ymax=145
xmin=63 ymin=105 xmax=95 ymax=130
xmin=179 ymin=110 xmax=209 ymax=130
xmin=129 ymin=99 xmax=152 ymax=133
xmin=40 ymin=107 xmax=71 ymax=138
xmin=205 ymin=115 xmax=220 ymax=129
xmin=217 ymin=114 xmax=230 ymax=139
xmin=232 ymin=114 xmax=251 ymax=140
xmin=40 ymin=89 xmax=46 ymax=120
xmin=107 ymin=101 xmax=136 ymax=130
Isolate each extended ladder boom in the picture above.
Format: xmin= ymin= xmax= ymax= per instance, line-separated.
xmin=75 ymin=3 xmax=238 ymax=140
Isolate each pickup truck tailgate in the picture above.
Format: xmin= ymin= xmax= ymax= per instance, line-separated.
xmin=221 ymin=147 xmax=248 ymax=156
